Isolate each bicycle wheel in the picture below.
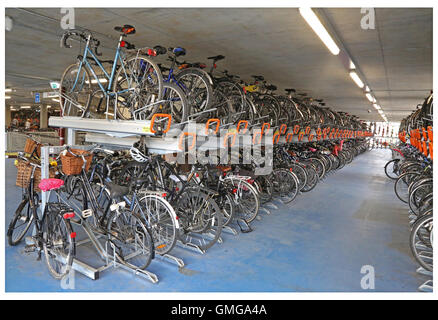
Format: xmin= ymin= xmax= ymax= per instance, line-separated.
xmin=409 ymin=182 xmax=433 ymax=215
xmin=106 ymin=209 xmax=154 ymax=270
xmin=7 ymin=198 xmax=35 ymax=246
xmin=226 ymin=178 xmax=260 ymax=223
xmin=384 ymin=159 xmax=401 ymax=180
xmin=214 ymin=80 xmax=251 ymax=124
xmin=59 ymin=63 xmax=92 ymax=117
xmin=255 ymin=175 xmax=273 ymax=204
xmin=176 ymin=188 xmax=223 ymax=251
xmin=308 ymin=157 xmax=325 ymax=179
xmin=216 ymin=191 xmax=235 ymax=227
xmin=301 ymin=163 xmax=319 ymax=193
xmin=272 ymin=168 xmax=299 ymax=203
xmin=409 ymin=213 xmax=433 ymax=272
xmin=136 ymin=194 xmax=178 ymax=255
xmin=174 ymin=68 xmax=213 ymax=118
xmin=43 ymin=203 xmax=75 ymax=280
xmin=395 ymin=171 xmax=421 ymax=203
xmin=113 ymin=55 xmax=164 ymax=120
xmin=289 ymin=163 xmax=308 ymax=191
xmin=158 ymin=82 xmax=190 ymax=123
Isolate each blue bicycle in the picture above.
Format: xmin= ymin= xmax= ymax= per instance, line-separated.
xmin=59 ymin=25 xmax=165 ymax=120
xmin=153 ymin=45 xmax=214 ymax=121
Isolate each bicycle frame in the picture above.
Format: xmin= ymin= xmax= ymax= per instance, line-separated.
xmin=163 ymin=63 xmax=188 ymax=95
xmin=71 ymin=35 xmax=130 ymax=97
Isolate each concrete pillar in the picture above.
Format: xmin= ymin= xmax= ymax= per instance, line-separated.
xmin=5 ymin=105 xmax=12 ymax=127
xmin=40 ymin=105 xmax=48 ymax=129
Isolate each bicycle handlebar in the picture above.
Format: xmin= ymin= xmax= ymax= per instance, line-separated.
xmin=61 ymin=30 xmax=102 ymax=56
xmin=17 ymin=152 xmax=41 ymax=169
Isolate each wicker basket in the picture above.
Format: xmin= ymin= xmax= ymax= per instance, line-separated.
xmin=60 ymin=149 xmax=93 ymax=175
xmin=24 ymin=138 xmax=41 ymax=157
xmin=16 ymin=159 xmax=56 ymax=192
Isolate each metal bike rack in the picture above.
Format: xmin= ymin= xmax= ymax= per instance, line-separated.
xmin=44 ymin=116 xmax=301 ymax=278
xmin=39 ymin=145 xmax=161 ymax=284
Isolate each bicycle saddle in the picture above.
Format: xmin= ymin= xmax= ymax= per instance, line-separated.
xmin=153 ymin=45 xmax=167 ymax=55
xmin=285 ymin=88 xmax=296 ymax=93
xmin=207 ymin=55 xmax=225 ymax=61
xmin=170 ymin=47 xmax=186 ymax=57
xmin=104 ymin=181 xmax=129 ymax=199
xmin=266 ymin=84 xmax=277 ymax=91
xmin=114 ymin=25 xmax=136 ymax=35
xmin=251 ymin=75 xmax=264 ymax=81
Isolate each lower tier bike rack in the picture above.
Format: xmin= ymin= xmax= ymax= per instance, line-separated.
xmin=39 ymin=145 xmax=188 ymax=284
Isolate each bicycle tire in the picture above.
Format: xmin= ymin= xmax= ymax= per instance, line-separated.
xmin=113 ymin=54 xmax=164 ymax=120
xmin=7 ymin=198 xmax=35 ymax=246
xmin=136 ymin=194 xmax=178 ymax=256
xmin=43 ymin=203 xmax=76 ymax=280
xmin=106 ymin=209 xmax=154 ymax=270
xmin=409 ymin=213 xmax=433 ymax=272
xmin=59 ymin=63 xmax=92 ymax=117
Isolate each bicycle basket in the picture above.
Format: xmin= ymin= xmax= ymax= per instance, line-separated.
xmin=15 ymin=159 xmax=56 ymax=192
xmin=60 ymin=149 xmax=93 ymax=175
xmin=23 ymin=138 xmax=41 ymax=157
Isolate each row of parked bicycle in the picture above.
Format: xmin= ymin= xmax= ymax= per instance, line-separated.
xmin=9 ymin=131 xmax=369 ymax=280
xmin=384 ymin=93 xmax=433 ymax=280
xmin=385 ymin=143 xmax=433 ymax=274
xmin=7 ymin=23 xmax=374 ymax=281
xmin=58 ymin=25 xmax=367 ymax=135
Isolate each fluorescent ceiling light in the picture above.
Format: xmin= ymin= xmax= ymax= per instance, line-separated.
xmin=52 ymin=98 xmax=60 ymax=102
xmin=349 ymin=71 xmax=364 ymax=88
xmin=350 ymin=61 xmax=356 ymax=69
xmin=21 ymin=106 xmax=31 ymax=109
xmin=365 ymin=93 xmax=375 ymax=103
xmin=5 ymin=96 xmax=11 ymax=99
xmin=299 ymin=8 xmax=340 ymax=55
xmin=85 ymin=78 xmax=108 ymax=84
xmin=373 ymin=104 xmax=381 ymax=110
xmin=365 ymin=86 xmax=370 ymax=92
xmin=47 ymin=105 xmax=52 ymax=108
xmin=378 ymin=110 xmax=384 ymax=115
xmin=6 ymin=88 xmax=13 ymax=92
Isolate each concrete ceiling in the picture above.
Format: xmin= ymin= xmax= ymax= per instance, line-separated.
xmin=5 ymin=8 xmax=432 ymax=121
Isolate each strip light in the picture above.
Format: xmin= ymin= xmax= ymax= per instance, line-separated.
xmin=373 ymin=104 xmax=381 ymax=110
xmin=349 ymin=71 xmax=364 ymax=88
xmin=85 ymin=78 xmax=108 ymax=84
xmin=5 ymin=96 xmax=11 ymax=99
xmin=21 ymin=106 xmax=31 ymax=109
xmin=299 ymin=8 xmax=340 ymax=55
xmin=365 ymin=93 xmax=375 ymax=103
xmin=5 ymin=88 xmax=12 ymax=92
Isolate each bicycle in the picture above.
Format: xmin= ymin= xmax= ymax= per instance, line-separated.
xmin=59 ymin=25 xmax=164 ymax=121
xmin=62 ymin=146 xmax=155 ymax=270
xmin=7 ymin=154 xmax=76 ymax=280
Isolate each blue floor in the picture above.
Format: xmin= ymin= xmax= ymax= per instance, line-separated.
xmin=5 ymin=149 xmax=426 ymax=292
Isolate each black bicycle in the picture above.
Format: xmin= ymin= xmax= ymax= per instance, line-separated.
xmin=8 ymin=154 xmax=76 ymax=280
